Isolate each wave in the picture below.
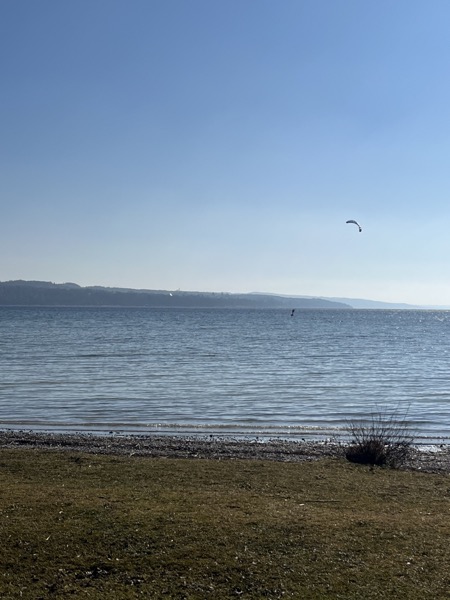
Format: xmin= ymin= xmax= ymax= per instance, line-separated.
xmin=1 ymin=419 xmax=449 ymax=446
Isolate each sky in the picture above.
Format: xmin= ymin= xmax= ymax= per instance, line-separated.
xmin=3 ymin=1 xmax=450 ymax=305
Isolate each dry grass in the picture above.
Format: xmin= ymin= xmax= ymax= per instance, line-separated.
xmin=0 ymin=449 xmax=449 ymax=599
xmin=346 ymin=409 xmax=415 ymax=467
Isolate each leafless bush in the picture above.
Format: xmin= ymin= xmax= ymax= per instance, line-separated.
xmin=345 ymin=408 xmax=414 ymax=468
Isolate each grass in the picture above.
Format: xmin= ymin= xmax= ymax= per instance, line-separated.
xmin=0 ymin=450 xmax=449 ymax=599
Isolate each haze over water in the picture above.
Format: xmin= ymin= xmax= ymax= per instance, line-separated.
xmin=1 ymin=307 xmax=450 ymax=444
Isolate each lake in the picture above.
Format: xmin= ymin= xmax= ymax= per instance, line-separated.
xmin=1 ymin=307 xmax=449 ymax=444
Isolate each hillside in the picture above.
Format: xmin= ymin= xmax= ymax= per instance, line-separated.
xmin=0 ymin=280 xmax=350 ymax=309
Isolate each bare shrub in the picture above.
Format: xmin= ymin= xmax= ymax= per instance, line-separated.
xmin=345 ymin=408 xmax=414 ymax=468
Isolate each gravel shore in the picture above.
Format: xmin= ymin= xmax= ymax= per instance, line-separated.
xmin=1 ymin=430 xmax=449 ymax=474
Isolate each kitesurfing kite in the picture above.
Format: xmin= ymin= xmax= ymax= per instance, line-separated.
xmin=346 ymin=219 xmax=362 ymax=233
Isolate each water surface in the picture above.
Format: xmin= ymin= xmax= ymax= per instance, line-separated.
xmin=1 ymin=307 xmax=449 ymax=444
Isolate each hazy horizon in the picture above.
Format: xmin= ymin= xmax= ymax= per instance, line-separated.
xmin=3 ymin=1 xmax=450 ymax=305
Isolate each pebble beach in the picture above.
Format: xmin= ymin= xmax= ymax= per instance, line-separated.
xmin=1 ymin=430 xmax=449 ymax=474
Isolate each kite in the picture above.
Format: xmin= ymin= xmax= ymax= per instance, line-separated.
xmin=346 ymin=219 xmax=362 ymax=232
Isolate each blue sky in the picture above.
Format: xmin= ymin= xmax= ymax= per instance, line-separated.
xmin=3 ymin=0 xmax=450 ymax=305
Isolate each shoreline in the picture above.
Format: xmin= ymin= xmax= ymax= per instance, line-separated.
xmin=1 ymin=429 xmax=450 ymax=474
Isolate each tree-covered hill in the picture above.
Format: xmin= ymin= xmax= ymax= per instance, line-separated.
xmin=0 ymin=280 xmax=350 ymax=309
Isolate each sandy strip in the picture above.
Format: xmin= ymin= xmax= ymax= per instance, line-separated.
xmin=0 ymin=430 xmax=449 ymax=474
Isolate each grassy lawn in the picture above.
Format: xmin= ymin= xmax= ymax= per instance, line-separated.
xmin=0 ymin=450 xmax=449 ymax=599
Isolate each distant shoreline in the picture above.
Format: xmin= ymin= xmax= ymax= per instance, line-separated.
xmin=3 ymin=279 xmax=448 ymax=308
xmin=0 ymin=281 xmax=350 ymax=309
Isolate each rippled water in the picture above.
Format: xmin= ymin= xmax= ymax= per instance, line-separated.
xmin=1 ymin=307 xmax=450 ymax=443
